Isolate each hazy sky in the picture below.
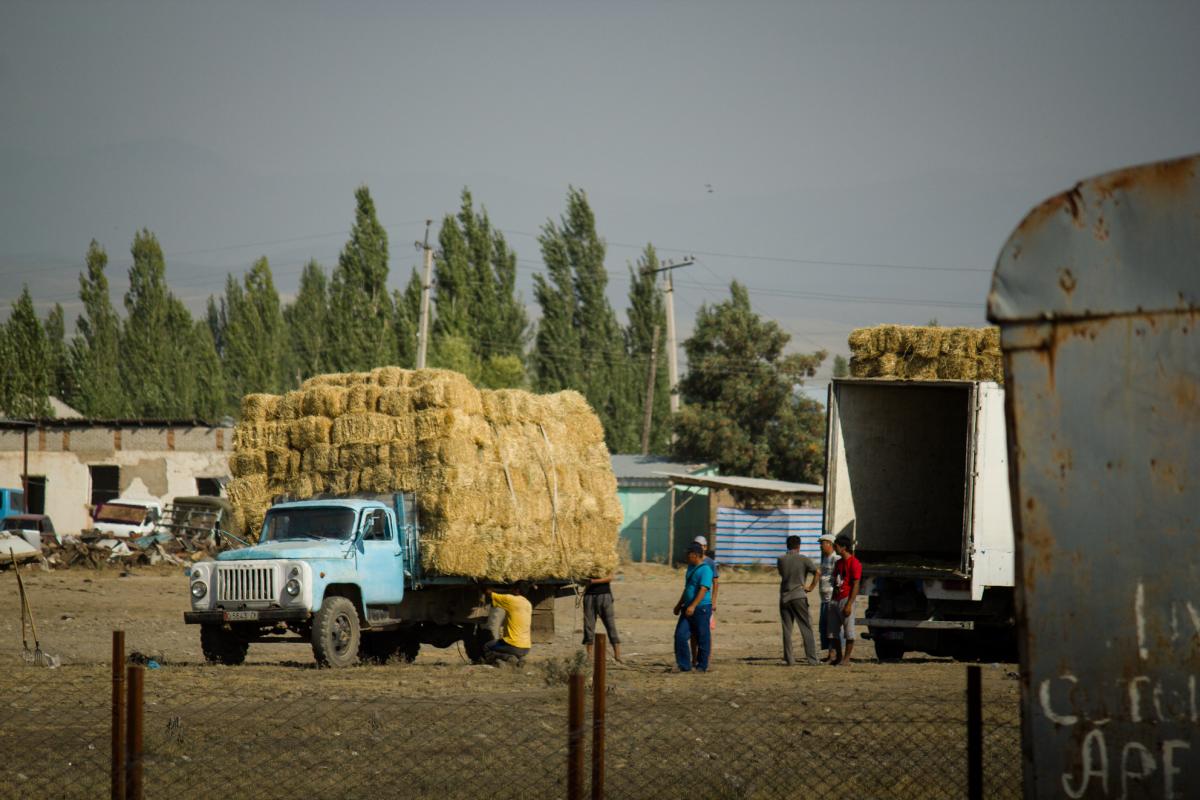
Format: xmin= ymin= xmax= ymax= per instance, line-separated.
xmin=3 ymin=1 xmax=1198 ymax=392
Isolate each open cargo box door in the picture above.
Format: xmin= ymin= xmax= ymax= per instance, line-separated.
xmin=824 ymin=378 xmax=976 ymax=579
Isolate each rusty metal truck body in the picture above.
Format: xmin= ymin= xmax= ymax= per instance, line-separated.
xmin=989 ymin=155 xmax=1199 ymax=798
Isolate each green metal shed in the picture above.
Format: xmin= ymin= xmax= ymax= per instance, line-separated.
xmin=611 ymin=455 xmax=715 ymax=564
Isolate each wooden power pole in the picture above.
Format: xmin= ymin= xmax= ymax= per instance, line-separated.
xmin=650 ymin=257 xmax=694 ymax=423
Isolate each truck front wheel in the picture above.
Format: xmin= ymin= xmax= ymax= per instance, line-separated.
xmin=200 ymin=624 xmax=249 ymax=666
xmin=312 ymin=596 xmax=361 ymax=668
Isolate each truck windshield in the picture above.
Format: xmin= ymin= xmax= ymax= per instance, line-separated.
xmin=261 ymin=507 xmax=356 ymax=542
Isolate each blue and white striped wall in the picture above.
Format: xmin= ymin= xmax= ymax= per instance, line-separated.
xmin=713 ymin=507 xmax=823 ymax=565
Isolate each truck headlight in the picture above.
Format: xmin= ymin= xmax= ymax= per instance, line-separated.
xmin=285 ymin=579 xmax=301 ymax=597
xmin=190 ymin=581 xmax=207 ymax=599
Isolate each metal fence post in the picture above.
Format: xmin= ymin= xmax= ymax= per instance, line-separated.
xmin=592 ymin=633 xmax=606 ymax=800
xmin=125 ymin=664 xmax=144 ymax=800
xmin=111 ymin=630 xmax=125 ymax=800
xmin=966 ymin=665 xmax=982 ymax=800
xmin=568 ymin=671 xmax=585 ymax=800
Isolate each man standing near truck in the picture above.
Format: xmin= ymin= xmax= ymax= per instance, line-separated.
xmin=583 ymin=574 xmax=623 ymax=663
xmin=777 ymin=534 xmax=820 ymax=665
xmin=673 ymin=543 xmax=714 ymax=672
xmin=818 ymin=533 xmax=840 ymax=662
xmin=481 ymin=585 xmax=532 ymax=665
xmin=827 ymin=534 xmax=862 ymax=666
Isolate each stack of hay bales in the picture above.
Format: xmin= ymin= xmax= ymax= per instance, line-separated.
xmin=226 ymin=367 xmax=620 ymax=582
xmin=848 ymin=325 xmax=1003 ymax=382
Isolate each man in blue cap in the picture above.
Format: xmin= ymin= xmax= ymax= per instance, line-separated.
xmin=672 ymin=542 xmax=714 ymax=672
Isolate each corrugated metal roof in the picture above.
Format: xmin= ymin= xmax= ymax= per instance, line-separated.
xmin=659 ymin=472 xmax=824 ymax=495
xmin=611 ymin=455 xmax=709 ymax=488
xmin=0 ymin=418 xmax=229 ymax=429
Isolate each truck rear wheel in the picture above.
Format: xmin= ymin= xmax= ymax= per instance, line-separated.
xmin=200 ymin=624 xmax=249 ymax=666
xmin=873 ymin=638 xmax=906 ymax=662
xmin=312 ymin=596 xmax=361 ymax=668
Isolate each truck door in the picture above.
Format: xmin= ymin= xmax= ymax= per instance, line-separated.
xmin=356 ymin=508 xmax=405 ymax=605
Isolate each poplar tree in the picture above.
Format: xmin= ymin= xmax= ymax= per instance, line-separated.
xmin=391 ymin=269 xmax=422 ymax=369
xmin=434 ymin=189 xmax=528 ymax=386
xmin=2 ymin=287 xmax=52 ymax=417
xmin=191 ymin=320 xmax=227 ymax=420
xmin=626 ymin=245 xmax=670 ymax=454
xmin=218 ymin=256 xmax=286 ymax=406
xmin=328 ymin=186 xmax=393 ymax=371
xmin=283 ymin=259 xmax=329 ymax=384
xmin=44 ymin=304 xmax=69 ymax=404
xmin=533 ymin=187 xmax=630 ymax=446
xmin=120 ymin=229 xmax=212 ymax=418
xmin=69 ymin=240 xmax=125 ymax=417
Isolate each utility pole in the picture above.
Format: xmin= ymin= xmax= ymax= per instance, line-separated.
xmin=640 ymin=323 xmax=660 ymax=455
xmin=415 ymin=220 xmax=434 ymax=369
xmin=650 ymin=257 xmax=694 ymax=420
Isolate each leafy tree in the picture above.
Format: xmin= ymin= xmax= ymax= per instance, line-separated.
xmin=429 ymin=334 xmax=480 ymax=381
xmin=832 ymin=354 xmax=849 ymax=378
xmin=328 ymin=186 xmax=393 ymax=371
xmin=44 ymin=303 xmax=69 ymax=403
xmin=625 ymin=245 xmax=670 ymax=454
xmin=434 ymin=190 xmax=528 ymax=386
xmin=283 ymin=259 xmax=329 ymax=384
xmin=218 ymin=256 xmax=286 ymax=407
xmin=674 ymin=281 xmax=827 ymax=482
xmin=191 ymin=320 xmax=227 ymax=420
xmin=120 ymin=229 xmax=217 ymax=418
xmin=68 ymin=240 xmax=125 ymax=417
xmin=391 ymin=269 xmax=422 ymax=368
xmin=533 ymin=187 xmax=632 ymax=445
xmin=2 ymin=287 xmax=52 ymax=417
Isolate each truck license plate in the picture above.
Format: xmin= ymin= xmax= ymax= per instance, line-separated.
xmin=224 ymin=610 xmax=259 ymax=621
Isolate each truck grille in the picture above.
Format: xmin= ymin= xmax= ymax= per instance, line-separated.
xmin=217 ymin=565 xmax=276 ymax=602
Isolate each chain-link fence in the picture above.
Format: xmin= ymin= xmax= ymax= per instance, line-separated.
xmin=1 ymin=649 xmax=1020 ymax=799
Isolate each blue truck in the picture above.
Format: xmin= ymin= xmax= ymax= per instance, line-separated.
xmin=0 ymin=487 xmax=27 ymax=519
xmin=184 ymin=493 xmax=570 ymax=666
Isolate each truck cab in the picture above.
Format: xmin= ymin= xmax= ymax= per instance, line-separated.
xmin=185 ymin=493 xmax=566 ymax=667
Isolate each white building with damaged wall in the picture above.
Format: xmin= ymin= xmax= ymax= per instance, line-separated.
xmin=0 ymin=418 xmax=233 ymax=535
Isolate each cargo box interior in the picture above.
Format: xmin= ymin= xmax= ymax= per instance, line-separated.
xmin=830 ymin=382 xmax=971 ymax=575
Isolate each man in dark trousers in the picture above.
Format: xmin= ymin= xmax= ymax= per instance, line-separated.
xmin=672 ymin=543 xmax=714 ymax=672
xmin=777 ymin=534 xmax=820 ymax=665
xmin=582 ymin=574 xmax=622 ymax=663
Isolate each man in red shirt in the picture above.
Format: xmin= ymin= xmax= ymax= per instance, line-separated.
xmin=826 ymin=534 xmax=862 ymax=666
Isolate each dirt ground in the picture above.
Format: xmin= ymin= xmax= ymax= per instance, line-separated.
xmin=1 ymin=561 xmax=988 ymax=675
xmin=0 ymin=562 xmax=1023 ymax=799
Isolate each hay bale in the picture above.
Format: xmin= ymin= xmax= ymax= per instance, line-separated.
xmin=848 ymin=325 xmax=1002 ymax=383
xmin=301 ymin=387 xmax=347 ymax=418
xmin=289 ymin=416 xmax=333 ymax=449
xmin=240 ymin=393 xmax=280 ymax=422
xmin=345 ymin=384 xmax=384 ymax=415
xmin=331 ymin=413 xmax=399 ymax=445
xmin=378 ymin=388 xmax=415 ymax=416
xmin=230 ymin=450 xmax=267 ymax=478
xmin=233 ymin=422 xmax=289 ymax=450
xmin=228 ymin=368 xmax=621 ymax=581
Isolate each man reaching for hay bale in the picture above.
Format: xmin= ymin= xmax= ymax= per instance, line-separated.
xmin=481 ymin=585 xmax=532 ymax=666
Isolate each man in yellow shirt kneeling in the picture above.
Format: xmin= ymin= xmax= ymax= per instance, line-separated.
xmin=482 ymin=585 xmax=532 ymax=666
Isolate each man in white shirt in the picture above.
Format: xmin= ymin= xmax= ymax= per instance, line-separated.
xmin=818 ymin=533 xmax=840 ymax=663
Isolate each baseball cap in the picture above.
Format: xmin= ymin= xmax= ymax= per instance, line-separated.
xmin=693 ymin=536 xmax=708 ymax=547
xmin=818 ymin=534 xmax=835 ymax=544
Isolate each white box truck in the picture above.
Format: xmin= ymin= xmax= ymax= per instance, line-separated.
xmin=823 ymin=378 xmax=1016 ymax=661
